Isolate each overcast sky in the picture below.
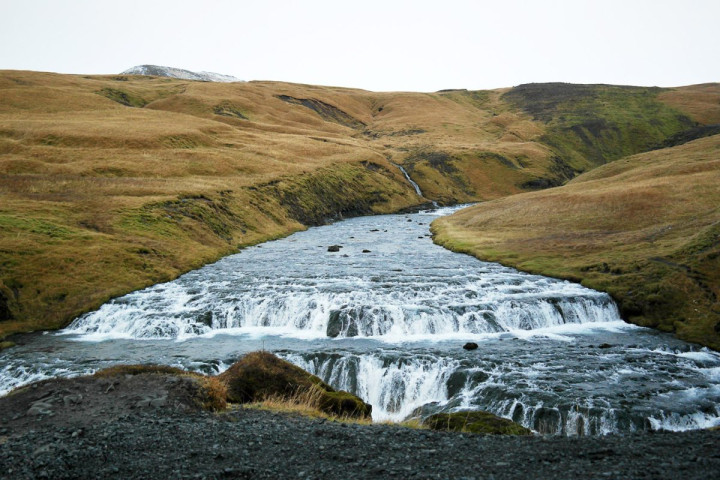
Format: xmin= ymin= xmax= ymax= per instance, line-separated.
xmin=1 ymin=0 xmax=718 ymax=92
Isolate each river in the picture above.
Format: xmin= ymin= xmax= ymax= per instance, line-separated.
xmin=1 ymin=206 xmax=719 ymax=435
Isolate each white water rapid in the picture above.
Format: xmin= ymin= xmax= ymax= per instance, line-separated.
xmin=2 ymin=206 xmax=720 ymax=435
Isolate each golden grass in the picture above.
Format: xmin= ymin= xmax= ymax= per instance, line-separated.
xmin=433 ymin=135 xmax=720 ymax=349
xmin=1 ymin=70 xmax=719 ymax=340
xmin=659 ymin=83 xmax=720 ymax=125
xmin=0 ymin=70 xmax=555 ymax=338
xmin=243 ymin=385 xmax=426 ymax=429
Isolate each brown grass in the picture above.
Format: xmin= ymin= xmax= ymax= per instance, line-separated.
xmin=0 ymin=71 xmax=556 ymax=338
xmin=244 ymin=385 xmax=425 ymax=428
xmin=433 ymin=135 xmax=720 ymax=349
xmin=1 ymin=70 xmax=719 ymax=339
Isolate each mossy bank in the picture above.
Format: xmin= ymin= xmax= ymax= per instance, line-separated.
xmin=433 ymin=134 xmax=720 ymax=350
xmin=2 ymin=71 xmax=719 ymax=339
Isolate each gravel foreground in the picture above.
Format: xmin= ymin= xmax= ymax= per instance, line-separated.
xmin=1 ymin=375 xmax=719 ymax=479
xmin=3 ymin=409 xmax=720 ymax=479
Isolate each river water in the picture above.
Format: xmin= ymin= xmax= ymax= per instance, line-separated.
xmin=1 ymin=206 xmax=719 ymax=435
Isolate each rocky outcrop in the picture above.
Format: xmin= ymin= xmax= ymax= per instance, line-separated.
xmin=218 ymin=351 xmax=372 ymax=419
xmin=424 ymin=410 xmax=533 ymax=435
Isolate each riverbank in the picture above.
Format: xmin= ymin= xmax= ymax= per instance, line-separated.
xmin=2 ymin=363 xmax=719 ymax=480
xmin=4 ymin=71 xmax=720 ymax=341
xmin=2 ymin=400 xmax=718 ymax=479
xmin=432 ymin=134 xmax=720 ymax=350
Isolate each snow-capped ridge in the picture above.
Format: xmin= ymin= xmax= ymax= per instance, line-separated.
xmin=121 ymin=65 xmax=240 ymax=83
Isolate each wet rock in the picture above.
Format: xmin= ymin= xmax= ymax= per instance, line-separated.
xmin=326 ymin=309 xmax=359 ymax=338
xmin=362 ymin=249 xmax=371 ymax=253
xmin=598 ymin=343 xmax=613 ymax=349
xmin=327 ymin=245 xmax=342 ymax=252
xmin=197 ymin=311 xmax=213 ymax=327
xmin=463 ymin=342 xmax=479 ymax=350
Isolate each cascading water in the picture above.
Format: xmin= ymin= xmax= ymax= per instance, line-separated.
xmin=2 ymin=206 xmax=720 ymax=435
xmin=63 ymin=207 xmax=618 ymax=340
xmin=392 ymin=162 xmax=425 ymax=198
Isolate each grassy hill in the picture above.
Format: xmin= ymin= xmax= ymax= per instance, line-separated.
xmin=1 ymin=70 xmax=718 ymax=340
xmin=433 ymin=134 xmax=720 ymax=349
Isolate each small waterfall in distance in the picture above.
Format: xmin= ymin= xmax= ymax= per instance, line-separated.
xmin=392 ymin=162 xmax=424 ymax=197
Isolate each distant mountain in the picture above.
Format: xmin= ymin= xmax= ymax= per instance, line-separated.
xmin=121 ymin=65 xmax=240 ymax=83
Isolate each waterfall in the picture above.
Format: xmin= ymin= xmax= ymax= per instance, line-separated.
xmin=392 ymin=163 xmax=424 ymax=198
xmin=283 ymin=350 xmax=720 ymax=434
xmin=64 ymin=281 xmax=620 ymax=340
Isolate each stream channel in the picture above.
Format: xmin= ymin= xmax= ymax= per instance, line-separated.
xmin=2 ymin=206 xmax=719 ymax=435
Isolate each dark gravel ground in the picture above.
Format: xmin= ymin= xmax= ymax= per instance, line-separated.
xmin=3 ymin=407 xmax=720 ymax=479
xmin=1 ymin=374 xmax=719 ymax=479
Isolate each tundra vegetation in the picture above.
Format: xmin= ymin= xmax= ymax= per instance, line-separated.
xmin=0 ymin=70 xmax=718 ymax=348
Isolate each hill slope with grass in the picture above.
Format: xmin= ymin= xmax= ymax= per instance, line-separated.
xmin=1 ymin=70 xmax=718 ymax=340
xmin=433 ymin=134 xmax=720 ymax=349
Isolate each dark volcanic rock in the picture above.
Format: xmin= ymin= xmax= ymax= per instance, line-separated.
xmin=463 ymin=342 xmax=479 ymax=350
xmin=1 ymin=372 xmax=719 ymax=479
xmin=327 ymin=245 xmax=342 ymax=252
xmin=326 ymin=309 xmax=359 ymax=338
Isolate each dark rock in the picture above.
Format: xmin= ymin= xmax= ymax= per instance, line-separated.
xmin=424 ymin=411 xmax=532 ymax=435
xmin=327 ymin=245 xmax=342 ymax=252
xmin=326 ymin=310 xmax=359 ymax=338
xmin=362 ymin=249 xmax=371 ymax=253
xmin=0 ymin=283 xmax=14 ymax=322
xmin=197 ymin=311 xmax=213 ymax=327
xmin=598 ymin=343 xmax=613 ymax=349
xmin=217 ymin=351 xmax=371 ymax=419
xmin=462 ymin=342 xmax=479 ymax=350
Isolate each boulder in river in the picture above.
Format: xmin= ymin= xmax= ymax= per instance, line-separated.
xmin=326 ymin=309 xmax=359 ymax=338
xmin=424 ymin=411 xmax=532 ymax=435
xmin=462 ymin=342 xmax=479 ymax=350
xmin=218 ymin=351 xmax=371 ymax=419
xmin=327 ymin=245 xmax=342 ymax=252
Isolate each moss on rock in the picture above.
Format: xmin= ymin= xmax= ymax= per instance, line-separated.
xmin=424 ymin=410 xmax=532 ymax=435
xmin=218 ymin=351 xmax=372 ymax=419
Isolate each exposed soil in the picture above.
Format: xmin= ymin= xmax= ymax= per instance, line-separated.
xmin=275 ymin=95 xmax=366 ymax=129
xmin=1 ymin=374 xmax=719 ymax=479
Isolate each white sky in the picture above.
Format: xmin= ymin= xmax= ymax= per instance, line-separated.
xmin=1 ymin=0 xmax=718 ymax=92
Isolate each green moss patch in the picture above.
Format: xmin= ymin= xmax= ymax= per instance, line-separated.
xmin=424 ymin=411 xmax=532 ymax=435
